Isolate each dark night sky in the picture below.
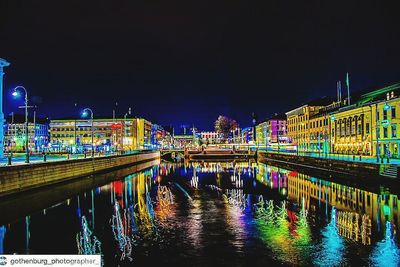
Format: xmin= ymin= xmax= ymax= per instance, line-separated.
xmin=1 ymin=0 xmax=399 ymax=131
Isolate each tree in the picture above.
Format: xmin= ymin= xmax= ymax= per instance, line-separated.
xmin=214 ymin=115 xmax=239 ymax=142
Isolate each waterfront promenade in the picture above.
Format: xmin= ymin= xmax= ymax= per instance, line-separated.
xmin=0 ymin=151 xmax=144 ymax=167
xmin=0 ymin=150 xmax=160 ymax=197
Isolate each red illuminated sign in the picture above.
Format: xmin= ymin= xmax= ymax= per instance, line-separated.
xmin=111 ymin=123 xmax=123 ymax=130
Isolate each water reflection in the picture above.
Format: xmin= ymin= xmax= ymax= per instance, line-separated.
xmin=76 ymin=216 xmax=102 ymax=256
xmin=110 ymin=202 xmax=133 ymax=261
xmin=1 ymin=160 xmax=399 ymax=266
xmin=254 ymin=196 xmax=311 ymax=265
xmin=370 ymin=221 xmax=400 ymax=267
xmin=313 ymin=207 xmax=344 ymax=266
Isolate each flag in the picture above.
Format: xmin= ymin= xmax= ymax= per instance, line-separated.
xmin=346 ymin=72 xmax=350 ymax=89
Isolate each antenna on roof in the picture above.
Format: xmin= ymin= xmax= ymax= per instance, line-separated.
xmin=337 ymin=81 xmax=342 ymax=103
xmin=346 ymin=72 xmax=351 ymax=105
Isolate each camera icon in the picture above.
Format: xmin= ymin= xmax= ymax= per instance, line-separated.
xmin=0 ymin=256 xmax=7 ymax=266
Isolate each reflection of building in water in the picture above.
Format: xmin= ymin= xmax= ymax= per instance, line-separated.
xmin=313 ymin=207 xmax=345 ymax=266
xmin=256 ymin=164 xmax=288 ymax=195
xmin=370 ymin=221 xmax=400 ymax=266
xmin=191 ymin=166 xmax=199 ymax=188
xmin=110 ymin=202 xmax=132 ymax=261
xmin=287 ymin=170 xmax=399 ymax=242
xmin=224 ymin=189 xmax=248 ymax=210
xmin=189 ymin=161 xmax=254 ymax=174
xmin=336 ymin=210 xmax=372 ymax=245
xmin=76 ymin=216 xmax=102 ymax=255
xmin=135 ymin=172 xmax=155 ymax=229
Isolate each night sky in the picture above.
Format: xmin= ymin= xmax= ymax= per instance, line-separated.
xmin=1 ymin=1 xmax=399 ymax=131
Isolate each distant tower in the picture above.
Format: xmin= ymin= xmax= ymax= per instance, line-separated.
xmin=0 ymin=58 xmax=10 ymax=158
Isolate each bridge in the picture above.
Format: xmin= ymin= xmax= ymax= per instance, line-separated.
xmin=160 ymin=149 xmax=185 ymax=161
xmin=161 ymin=147 xmax=256 ymax=161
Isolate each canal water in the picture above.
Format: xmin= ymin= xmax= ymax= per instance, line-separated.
xmin=1 ymin=160 xmax=399 ymax=266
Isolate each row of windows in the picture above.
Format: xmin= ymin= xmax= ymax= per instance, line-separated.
xmin=52 ymin=133 xmax=112 ymax=138
xmin=378 ymin=106 xmax=396 ymax=120
xmin=287 ymin=119 xmax=328 ymax=134
xmin=5 ymin=131 xmax=48 ymax=136
xmin=51 ymin=127 xmax=116 ymax=131
xmin=51 ymin=133 xmax=133 ymax=138
xmin=378 ymin=125 xmax=397 ymax=138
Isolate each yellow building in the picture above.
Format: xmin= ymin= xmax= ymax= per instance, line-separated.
xmin=286 ymin=98 xmax=336 ymax=153
xmin=308 ymin=113 xmax=330 ymax=155
xmin=255 ymin=121 xmax=268 ymax=147
xmin=49 ymin=118 xmax=152 ymax=152
xmin=330 ymin=82 xmax=400 ymax=158
xmin=330 ymin=105 xmax=372 ymax=156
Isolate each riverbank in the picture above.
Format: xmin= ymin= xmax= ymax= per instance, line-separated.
xmin=0 ymin=150 xmax=160 ymax=197
xmin=0 ymin=158 xmax=159 ymax=225
xmin=257 ymin=151 xmax=399 ymax=184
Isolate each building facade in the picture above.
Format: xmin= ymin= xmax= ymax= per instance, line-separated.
xmin=49 ymin=118 xmax=152 ymax=152
xmin=3 ymin=115 xmax=49 ymax=153
xmin=286 ymin=105 xmax=324 ymax=152
xmin=330 ymin=82 xmax=400 ymax=158
xmin=200 ymin=131 xmax=223 ymax=144
xmin=330 ymin=105 xmax=372 ymax=156
xmin=241 ymin=127 xmax=253 ymax=143
xmin=267 ymin=114 xmax=287 ymax=144
xmin=3 ymin=122 xmax=49 ymax=153
xmin=255 ymin=121 xmax=268 ymax=147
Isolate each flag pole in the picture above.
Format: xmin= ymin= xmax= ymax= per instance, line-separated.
xmin=346 ymin=72 xmax=350 ymax=105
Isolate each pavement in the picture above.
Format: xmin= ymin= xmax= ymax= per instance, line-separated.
xmin=258 ymin=148 xmax=400 ymax=165
xmin=0 ymin=150 xmax=142 ymax=167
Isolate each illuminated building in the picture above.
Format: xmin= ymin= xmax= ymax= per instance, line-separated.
xmin=172 ymin=135 xmax=195 ymax=148
xmin=3 ymin=114 xmax=49 ymax=152
xmin=240 ymin=127 xmax=253 ymax=143
xmin=286 ymin=97 xmax=336 ymax=152
xmin=200 ymin=131 xmax=223 ymax=144
xmin=308 ymin=112 xmax=330 ymax=154
xmin=330 ymin=105 xmax=372 ymax=155
xmin=255 ymin=121 xmax=267 ymax=147
xmin=151 ymin=124 xmax=172 ymax=148
xmin=49 ymin=117 xmax=152 ymax=152
xmin=330 ymin=82 xmax=400 ymax=157
xmin=307 ymin=101 xmax=343 ymax=155
xmin=256 ymin=113 xmax=287 ymax=148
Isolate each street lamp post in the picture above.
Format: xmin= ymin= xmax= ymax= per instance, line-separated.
xmin=82 ymin=108 xmax=94 ymax=158
xmin=12 ymin=86 xmax=29 ymax=163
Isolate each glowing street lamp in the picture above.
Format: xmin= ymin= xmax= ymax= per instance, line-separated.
xmin=81 ymin=108 xmax=94 ymax=157
xmin=12 ymin=86 xmax=29 ymax=163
